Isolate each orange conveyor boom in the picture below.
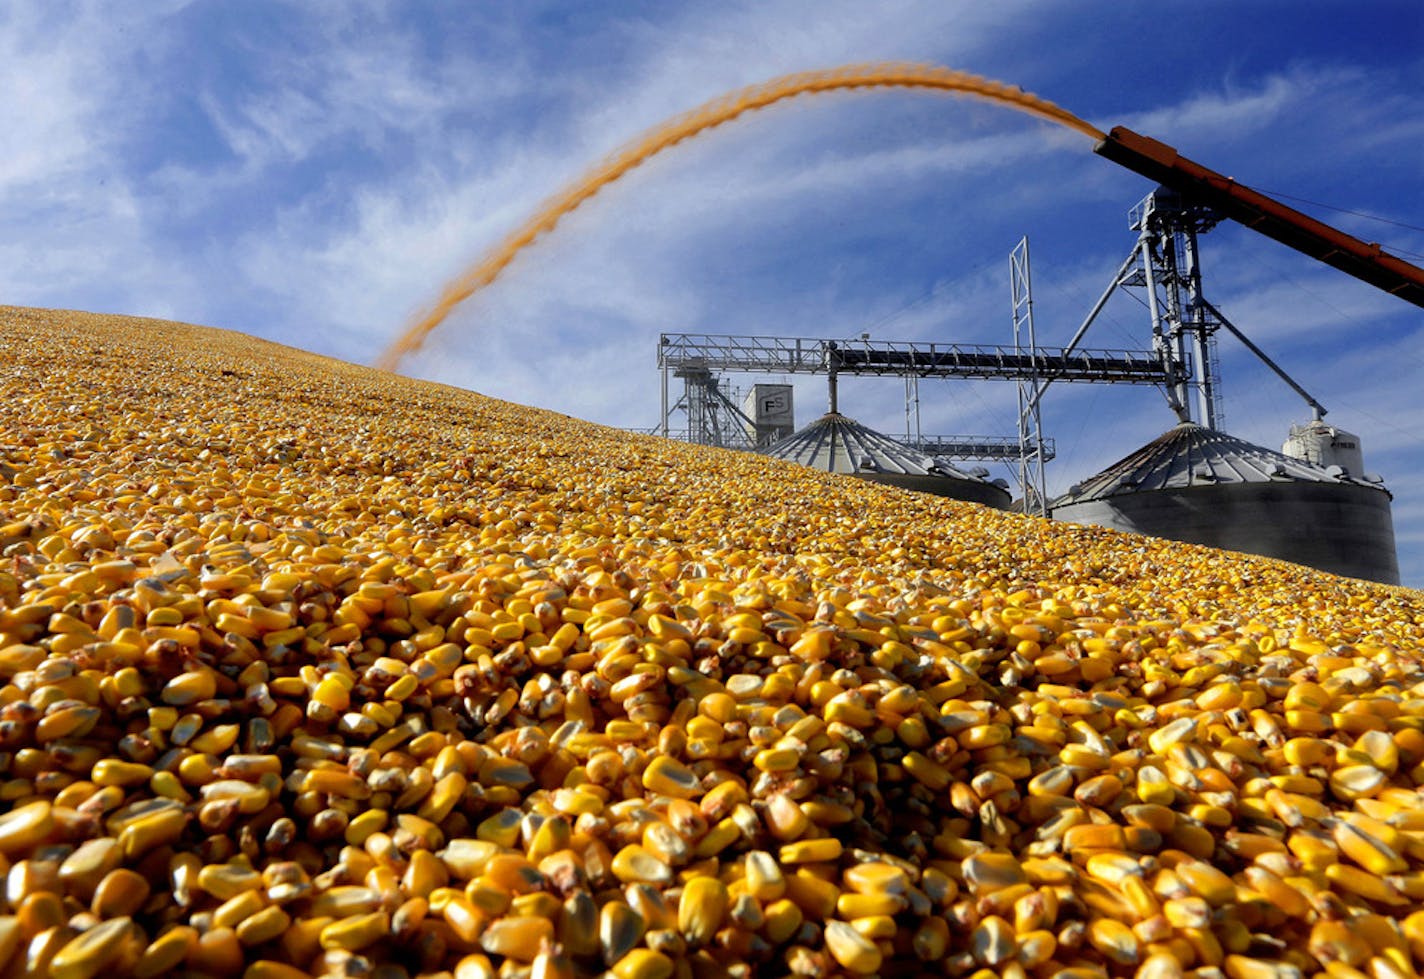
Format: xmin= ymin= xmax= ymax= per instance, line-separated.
xmin=1094 ymin=127 xmax=1424 ymax=309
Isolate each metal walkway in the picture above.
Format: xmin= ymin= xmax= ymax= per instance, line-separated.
xmin=658 ymin=332 xmax=1178 ymax=384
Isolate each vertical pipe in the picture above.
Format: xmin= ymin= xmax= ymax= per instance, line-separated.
xmin=1011 ymin=237 xmax=1048 ymax=516
xmin=1025 ymin=267 xmax=1048 ymax=516
xmin=913 ymin=375 xmax=922 ymax=443
xmin=1160 ymin=234 xmax=1188 ymax=418
xmin=1141 ymin=236 xmax=1190 ymax=423
xmin=904 ymin=375 xmax=912 ymax=439
xmin=1162 ymin=233 xmax=1195 ymax=423
xmin=1182 ymin=225 xmax=1217 ymax=429
xmin=684 ymin=373 xmax=693 ymax=443
xmin=660 ymin=364 xmax=669 ymax=438
xmin=1020 ymin=240 xmax=1048 ymax=517
xmin=1013 ymin=247 xmax=1028 ymax=512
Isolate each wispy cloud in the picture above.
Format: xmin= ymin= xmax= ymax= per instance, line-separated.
xmin=0 ymin=2 xmax=120 ymax=190
xmin=1121 ymin=72 xmax=1311 ymax=143
xmin=226 ymin=2 xmax=1062 ymax=357
xmin=0 ymin=1 xmax=198 ymax=316
xmin=191 ymin=10 xmax=487 ymax=173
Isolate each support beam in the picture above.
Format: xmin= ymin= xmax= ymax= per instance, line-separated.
xmin=1201 ymin=298 xmax=1327 ymax=420
xmin=659 ymin=333 xmax=1172 ymax=384
xmin=1095 ymin=127 xmax=1424 ymax=307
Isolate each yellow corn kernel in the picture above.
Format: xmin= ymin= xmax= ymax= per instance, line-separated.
xmin=779 ymin=837 xmax=842 ymax=864
xmin=92 ymin=867 xmax=151 ymax=918
xmin=836 ymin=891 xmax=904 ymax=918
xmin=599 ymin=900 xmax=644 ymax=965
xmin=319 ymin=911 xmax=390 ymax=951
xmin=0 ymin=801 xmax=54 ymax=856
xmin=744 ymin=850 xmax=785 ymax=901
xmin=762 ymin=897 xmax=803 ymax=944
xmin=784 ymin=870 xmax=840 ymax=920
xmin=642 ymin=756 xmax=701 ymax=799
xmin=971 ymin=914 xmax=1017 ymax=966
xmin=90 ymin=760 xmax=153 ymax=788
xmin=611 ymin=844 xmax=673 ymax=884
xmin=133 ymin=926 xmax=197 ymax=978
xmin=824 ymin=919 xmax=882 ymax=974
xmin=844 ymin=860 xmax=909 ymax=896
xmin=49 ymin=916 xmax=133 ymax=979
xmin=610 ymin=948 xmax=674 ymax=979
xmin=1089 ymin=917 xmax=1142 ymax=965
xmin=764 ymin=793 xmax=810 ymax=841
xmin=1224 ymin=955 xmax=1306 ymax=979
xmin=236 ymin=906 xmax=293 ymax=946
xmin=1332 ymin=819 xmax=1408 ymax=875
xmin=1174 ymin=861 xmax=1235 ymax=906
xmin=1325 ymin=864 xmax=1407 ymax=905
xmin=677 ymin=876 xmax=728 ymax=946
xmin=902 ymin=751 xmax=951 ymax=790
xmin=161 ymin=670 xmax=217 ymax=705
xmin=118 ymin=807 xmax=187 ymax=858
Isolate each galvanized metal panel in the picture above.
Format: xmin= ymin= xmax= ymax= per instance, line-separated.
xmin=1053 ymin=481 xmax=1399 ymax=585
xmin=764 ymin=413 xmax=1011 ymax=509
xmin=1053 ymin=423 xmax=1390 ymax=503
xmin=1051 ymin=423 xmax=1399 ymax=584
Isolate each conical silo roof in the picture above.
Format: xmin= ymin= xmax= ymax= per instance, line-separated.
xmin=1054 ymin=422 xmax=1389 ymax=505
xmin=1050 ymin=421 xmax=1398 ymax=583
xmin=764 ymin=413 xmax=985 ymax=481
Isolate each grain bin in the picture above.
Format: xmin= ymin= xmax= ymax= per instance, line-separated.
xmin=1051 ymin=422 xmax=1399 ymax=584
xmin=764 ymin=412 xmax=1011 ymax=509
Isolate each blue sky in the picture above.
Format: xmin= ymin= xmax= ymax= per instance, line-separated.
xmin=4 ymin=1 xmax=1422 ymax=585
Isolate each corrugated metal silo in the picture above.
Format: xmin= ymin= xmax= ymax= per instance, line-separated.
xmin=1050 ymin=422 xmax=1399 ymax=584
xmin=764 ymin=412 xmax=1011 ymax=509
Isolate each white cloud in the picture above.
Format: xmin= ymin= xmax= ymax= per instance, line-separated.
xmin=1119 ymin=72 xmax=1310 ymax=144
xmin=227 ymin=2 xmax=1061 ymax=364
xmin=194 ymin=14 xmax=483 ymax=172
xmin=0 ymin=1 xmax=201 ymax=316
xmin=0 ymin=3 xmax=111 ymax=191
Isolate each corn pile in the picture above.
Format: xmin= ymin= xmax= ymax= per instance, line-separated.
xmin=2 ymin=306 xmax=1424 ymax=979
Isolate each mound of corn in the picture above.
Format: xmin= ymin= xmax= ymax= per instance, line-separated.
xmin=1 ymin=306 xmax=1423 ymax=979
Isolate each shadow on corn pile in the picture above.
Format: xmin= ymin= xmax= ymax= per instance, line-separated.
xmin=1 ymin=306 xmax=1423 ymax=978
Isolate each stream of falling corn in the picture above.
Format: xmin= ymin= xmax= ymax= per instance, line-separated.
xmin=4 ymin=305 xmax=1424 ymax=978
xmin=376 ymin=63 xmax=1104 ymax=372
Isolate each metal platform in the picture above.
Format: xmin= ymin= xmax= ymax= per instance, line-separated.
xmin=908 ymin=435 xmax=1055 ymax=462
xmin=658 ymin=332 xmax=1178 ymax=384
